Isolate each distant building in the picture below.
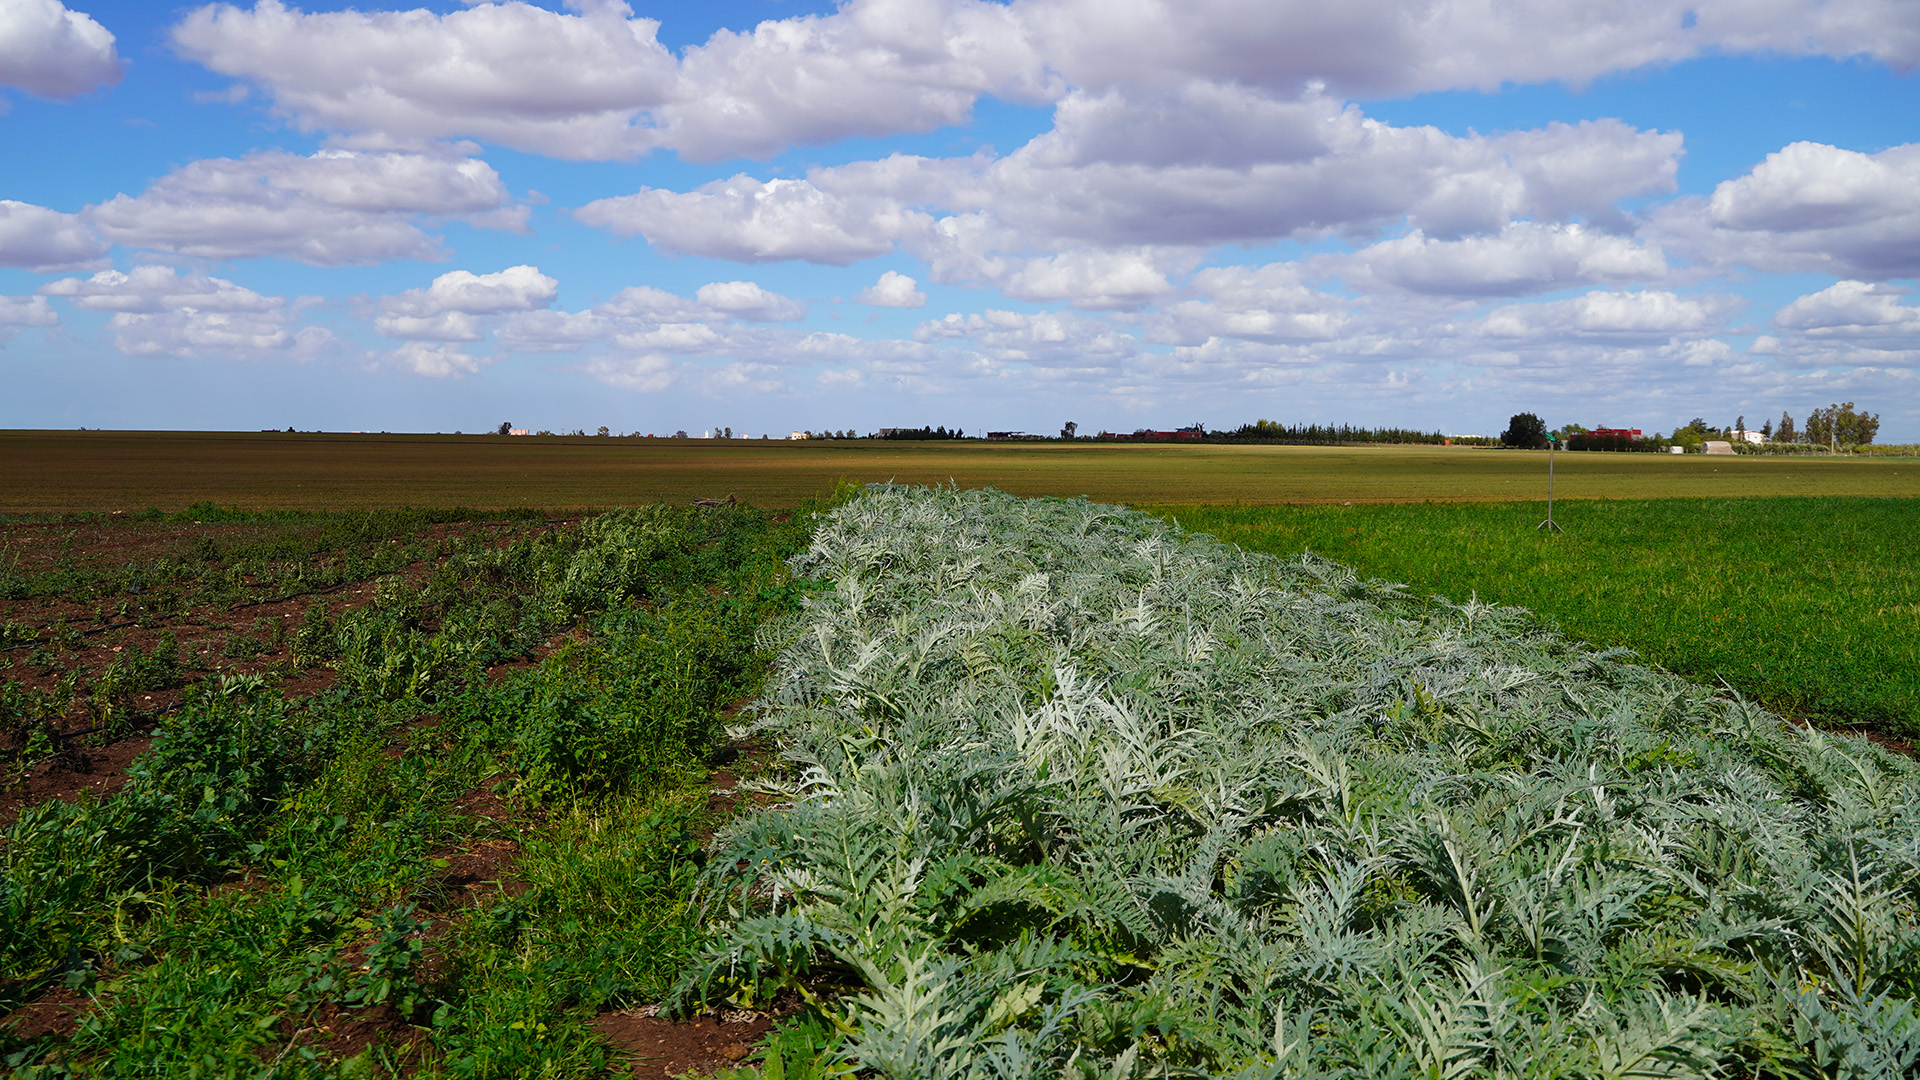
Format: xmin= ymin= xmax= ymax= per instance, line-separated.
xmin=1703 ymin=441 xmax=1735 ymax=455
xmin=508 ymin=428 xmax=530 ymax=436
xmin=789 ymin=431 xmax=809 ymax=440
xmin=1591 ymin=426 xmax=1642 ymax=439
xmin=1740 ymin=430 xmax=1766 ymax=445
xmin=1097 ymin=427 xmax=1205 ymax=442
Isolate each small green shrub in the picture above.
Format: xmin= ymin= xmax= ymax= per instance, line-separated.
xmin=345 ymin=902 xmax=436 ymax=1020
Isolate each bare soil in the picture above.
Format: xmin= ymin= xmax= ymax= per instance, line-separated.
xmin=1783 ymin=713 xmax=1915 ymax=757
xmin=270 ymin=1002 xmax=429 ymax=1073
xmin=426 ymin=786 xmax=536 ymax=910
xmin=0 ymin=986 xmax=93 ymax=1041
xmin=0 ymin=735 xmax=151 ymax=826
xmin=595 ymin=1006 xmax=774 ymax=1079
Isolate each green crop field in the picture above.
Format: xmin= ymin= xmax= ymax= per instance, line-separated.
xmin=3 ymin=429 xmax=1917 ymax=512
xmin=6 ymin=482 xmax=1920 ymax=1077
xmin=2 ymin=500 xmax=822 ymax=1075
xmin=1153 ymin=497 xmax=1920 ymax=735
xmin=681 ymin=487 xmax=1920 ymax=1078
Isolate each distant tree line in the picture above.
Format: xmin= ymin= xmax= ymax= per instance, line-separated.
xmin=878 ymin=426 xmax=967 ymax=440
xmin=1778 ymin=403 xmax=1879 ymax=447
xmin=1565 ymin=431 xmax=1667 ymax=452
xmin=1220 ymin=419 xmax=1451 ymax=445
xmin=1499 ymin=402 xmax=1885 ymax=454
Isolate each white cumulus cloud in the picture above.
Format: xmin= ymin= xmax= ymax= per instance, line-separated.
xmin=171 ymin=0 xmax=679 ymax=161
xmin=166 ymin=1 xmax=1920 ymax=163
xmin=386 ymin=340 xmax=484 ymax=378
xmin=582 ymin=103 xmax=1679 ymax=314
xmin=1774 ymin=280 xmax=1920 ymax=339
xmin=914 ymin=308 xmax=1139 ymax=366
xmin=1025 ymin=0 xmax=1917 ymax=101
xmin=579 ymin=353 xmax=676 ymax=392
xmin=856 ymin=270 xmax=926 ymax=308
xmin=374 ymin=265 xmax=559 ymax=341
xmin=493 ymin=278 xmax=807 ymax=356
xmin=1481 ymin=290 xmax=1733 ymax=342
xmin=652 ymin=0 xmax=1053 ymax=162
xmin=40 ymin=265 xmax=329 ymax=358
xmin=0 ymin=0 xmax=122 ymax=100
xmin=172 ymin=0 xmax=1052 ymax=163
xmin=1337 ymin=223 xmax=1668 ymax=297
xmin=885 ymin=107 xmax=1679 ymax=247
xmin=1138 ymin=263 xmax=1353 ymax=346
xmin=0 ymin=200 xmax=109 ymax=272
xmin=43 ymin=264 xmax=282 ymax=314
xmin=0 ymin=294 xmax=58 ymax=345
xmin=1659 ymin=141 xmax=1920 ymax=279
xmin=87 ymin=146 xmax=522 ymax=265
xmin=576 ymin=175 xmax=921 ymax=264
xmin=996 ymin=248 xmax=1188 ymax=310
xmin=694 ymin=280 xmax=806 ymax=322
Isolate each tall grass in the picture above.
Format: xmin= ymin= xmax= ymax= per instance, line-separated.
xmin=1156 ymin=497 xmax=1920 ymax=734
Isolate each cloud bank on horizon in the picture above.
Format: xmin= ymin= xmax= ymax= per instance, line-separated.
xmin=1 ymin=0 xmax=1917 ymax=438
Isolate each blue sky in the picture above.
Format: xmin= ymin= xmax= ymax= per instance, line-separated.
xmin=2 ymin=0 xmax=1917 ymax=440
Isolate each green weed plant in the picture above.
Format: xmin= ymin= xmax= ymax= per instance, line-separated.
xmin=2 ymin=500 xmax=817 ymax=1077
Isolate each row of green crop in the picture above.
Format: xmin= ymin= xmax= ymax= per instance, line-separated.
xmin=675 ymin=485 xmax=1920 ymax=1079
xmin=0 ymin=506 xmax=554 ymax=613
xmin=1 ymin=501 xmax=814 ymax=759
xmin=3 ymin=502 xmax=818 ymax=1077
xmin=1157 ymin=497 xmax=1920 ymax=735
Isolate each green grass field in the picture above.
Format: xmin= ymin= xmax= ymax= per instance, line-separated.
xmin=3 ymin=430 xmax=1917 ymax=512
xmin=1156 ymin=497 xmax=1920 ymax=734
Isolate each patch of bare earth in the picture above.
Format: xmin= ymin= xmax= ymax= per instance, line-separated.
xmin=0 ymin=734 xmax=151 ymax=826
xmin=267 ymin=1003 xmax=428 ymax=1074
xmin=0 ymin=987 xmax=93 ymax=1041
xmin=427 ymin=786 xmax=535 ymax=909
xmin=700 ymin=736 xmax=782 ymax=829
xmin=595 ymin=1006 xmax=773 ymax=1079
xmin=1782 ymin=713 xmax=1915 ymax=756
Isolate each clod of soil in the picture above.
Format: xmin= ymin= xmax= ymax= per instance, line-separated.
xmin=1 ymin=987 xmax=94 ymax=1041
xmin=594 ymin=1007 xmax=773 ymax=1079
xmin=270 ymin=1003 xmax=427 ymax=1072
xmin=0 ymin=735 xmax=151 ymax=826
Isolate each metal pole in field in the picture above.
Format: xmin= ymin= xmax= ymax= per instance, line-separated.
xmin=1537 ymin=432 xmax=1564 ymax=532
